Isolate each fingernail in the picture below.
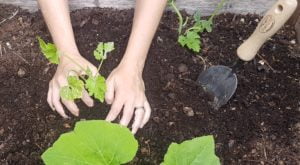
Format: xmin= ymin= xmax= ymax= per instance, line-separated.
xmin=131 ymin=129 xmax=137 ymax=134
xmin=106 ymin=99 xmax=112 ymax=105
xmin=89 ymin=101 xmax=94 ymax=107
xmin=120 ymin=122 xmax=126 ymax=126
xmin=63 ymin=115 xmax=70 ymax=119
xmin=105 ymin=116 xmax=112 ymax=122
xmin=140 ymin=124 xmax=145 ymax=128
xmin=87 ymin=100 xmax=94 ymax=107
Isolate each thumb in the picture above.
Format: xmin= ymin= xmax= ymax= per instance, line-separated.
xmin=88 ymin=64 xmax=99 ymax=76
xmin=105 ymin=78 xmax=115 ymax=104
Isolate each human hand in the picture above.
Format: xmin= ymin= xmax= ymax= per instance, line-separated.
xmin=105 ymin=62 xmax=151 ymax=134
xmin=47 ymin=54 xmax=98 ymax=118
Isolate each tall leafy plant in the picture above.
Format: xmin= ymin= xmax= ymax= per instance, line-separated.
xmin=168 ymin=0 xmax=226 ymax=53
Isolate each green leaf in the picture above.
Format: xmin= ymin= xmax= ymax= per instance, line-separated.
xmin=86 ymin=67 xmax=93 ymax=77
xmin=85 ymin=75 xmax=106 ymax=102
xmin=93 ymin=42 xmax=114 ymax=61
xmin=60 ymin=76 xmax=84 ymax=100
xmin=93 ymin=42 xmax=104 ymax=61
xmin=161 ymin=136 xmax=220 ymax=165
xmin=178 ymin=31 xmax=201 ymax=52
xmin=104 ymin=42 xmax=114 ymax=54
xmin=193 ymin=10 xmax=201 ymax=23
xmin=37 ymin=36 xmax=59 ymax=64
xmin=200 ymin=20 xmax=213 ymax=32
xmin=42 ymin=120 xmax=138 ymax=165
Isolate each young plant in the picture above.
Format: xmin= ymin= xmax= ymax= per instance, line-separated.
xmin=161 ymin=136 xmax=220 ymax=165
xmin=42 ymin=120 xmax=138 ymax=165
xmin=37 ymin=37 xmax=113 ymax=103
xmin=169 ymin=0 xmax=226 ymax=53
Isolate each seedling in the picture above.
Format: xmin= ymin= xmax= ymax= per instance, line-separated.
xmin=37 ymin=37 xmax=114 ymax=103
xmin=169 ymin=0 xmax=226 ymax=53
xmin=42 ymin=120 xmax=219 ymax=165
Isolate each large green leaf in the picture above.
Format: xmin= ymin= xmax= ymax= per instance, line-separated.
xmin=42 ymin=120 xmax=138 ymax=165
xmin=161 ymin=136 xmax=220 ymax=165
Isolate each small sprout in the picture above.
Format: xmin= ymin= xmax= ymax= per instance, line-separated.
xmin=169 ymin=0 xmax=226 ymax=53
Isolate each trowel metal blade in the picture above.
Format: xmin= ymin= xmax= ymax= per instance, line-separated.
xmin=197 ymin=65 xmax=237 ymax=109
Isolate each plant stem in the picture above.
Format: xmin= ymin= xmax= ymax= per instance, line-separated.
xmin=169 ymin=0 xmax=183 ymax=34
xmin=97 ymin=59 xmax=104 ymax=73
xmin=209 ymin=0 xmax=227 ymax=21
xmin=182 ymin=17 xmax=189 ymax=27
xmin=185 ymin=26 xmax=202 ymax=34
xmin=184 ymin=0 xmax=227 ymax=34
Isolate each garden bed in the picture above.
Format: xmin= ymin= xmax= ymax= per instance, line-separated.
xmin=0 ymin=4 xmax=299 ymax=165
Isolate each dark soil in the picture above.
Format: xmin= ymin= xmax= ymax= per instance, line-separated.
xmin=0 ymin=4 xmax=299 ymax=165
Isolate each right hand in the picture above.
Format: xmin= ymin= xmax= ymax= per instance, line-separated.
xmin=47 ymin=54 xmax=98 ymax=118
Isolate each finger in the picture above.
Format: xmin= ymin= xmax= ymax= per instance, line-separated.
xmin=47 ymin=81 xmax=55 ymax=111
xmin=52 ymin=83 xmax=69 ymax=118
xmin=105 ymin=96 xmax=124 ymax=121
xmin=90 ymin=65 xmax=98 ymax=76
xmin=62 ymin=100 xmax=80 ymax=116
xmin=141 ymin=100 xmax=151 ymax=128
xmin=105 ymin=78 xmax=115 ymax=104
xmin=81 ymin=89 xmax=94 ymax=107
xmin=120 ymin=101 xmax=134 ymax=126
xmin=131 ymin=108 xmax=145 ymax=134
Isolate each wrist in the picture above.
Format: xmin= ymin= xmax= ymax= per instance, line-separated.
xmin=119 ymin=57 xmax=144 ymax=76
xmin=58 ymin=49 xmax=82 ymax=64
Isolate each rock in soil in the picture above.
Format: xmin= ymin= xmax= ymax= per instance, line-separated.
xmin=178 ymin=63 xmax=188 ymax=73
xmin=17 ymin=67 xmax=26 ymax=77
xmin=183 ymin=107 xmax=194 ymax=117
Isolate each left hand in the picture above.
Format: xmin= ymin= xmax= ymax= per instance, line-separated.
xmin=104 ymin=62 xmax=151 ymax=134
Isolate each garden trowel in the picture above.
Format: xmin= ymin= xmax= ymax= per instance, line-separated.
xmin=197 ymin=0 xmax=298 ymax=109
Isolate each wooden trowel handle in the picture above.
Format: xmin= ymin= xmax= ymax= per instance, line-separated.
xmin=237 ymin=0 xmax=298 ymax=61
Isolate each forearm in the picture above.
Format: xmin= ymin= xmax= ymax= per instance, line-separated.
xmin=37 ymin=0 xmax=79 ymax=57
xmin=122 ymin=0 xmax=167 ymax=72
